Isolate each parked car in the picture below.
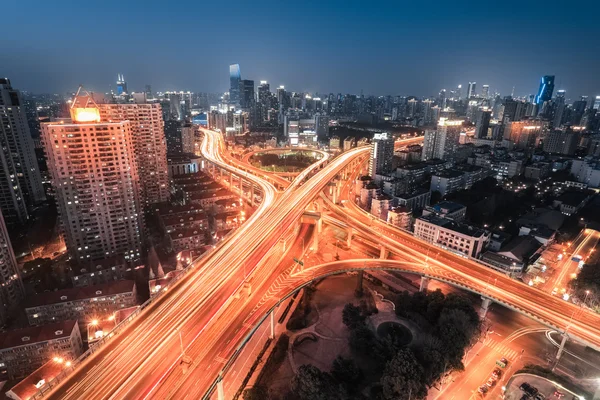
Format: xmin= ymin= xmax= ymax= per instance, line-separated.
xmin=478 ymin=385 xmax=489 ymax=394
xmin=486 ymin=377 xmax=496 ymax=387
xmin=553 ymin=391 xmax=564 ymax=398
xmin=492 ymin=368 xmax=502 ymax=378
xmin=520 ymin=382 xmax=539 ymax=396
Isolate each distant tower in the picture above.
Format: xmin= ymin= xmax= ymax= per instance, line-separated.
xmin=467 ymin=82 xmax=477 ymax=99
xmin=456 ymin=84 xmax=462 ymax=100
xmin=481 ymin=85 xmax=490 ymax=99
xmin=229 ymin=64 xmax=242 ymax=105
xmin=116 ymin=74 xmax=128 ymax=95
xmin=535 ymin=75 xmax=555 ymax=105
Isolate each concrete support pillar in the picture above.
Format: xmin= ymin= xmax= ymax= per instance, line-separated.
xmin=379 ymin=244 xmax=387 ymax=259
xmin=269 ymin=309 xmax=276 ymax=339
xmin=355 ymin=270 xmax=364 ymax=297
xmin=239 ymin=177 xmax=243 ymax=195
xmin=555 ymin=333 xmax=569 ymax=361
xmin=229 ymin=171 xmax=233 ymax=187
xmin=419 ymin=276 xmax=430 ymax=292
xmin=332 ymin=183 xmax=339 ymax=204
xmin=251 ymin=184 xmax=255 ymax=206
xmin=479 ymin=297 xmax=492 ymax=319
xmin=316 ymin=217 xmax=323 ymax=234
xmin=312 ymin=229 xmax=319 ymax=251
xmin=217 ymin=375 xmax=225 ymax=400
xmin=346 ymin=227 xmax=352 ymax=248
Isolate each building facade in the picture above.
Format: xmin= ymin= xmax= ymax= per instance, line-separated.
xmin=0 ymin=320 xmax=83 ymax=380
xmin=0 ymin=78 xmax=46 ymax=226
xmin=414 ymin=215 xmax=489 ymax=258
xmin=41 ymin=97 xmax=143 ymax=262
xmin=0 ymin=209 xmax=24 ymax=326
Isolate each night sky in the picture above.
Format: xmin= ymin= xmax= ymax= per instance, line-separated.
xmin=2 ymin=0 xmax=599 ymax=98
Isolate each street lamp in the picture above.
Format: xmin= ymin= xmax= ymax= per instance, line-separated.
xmin=583 ymin=290 xmax=591 ymax=308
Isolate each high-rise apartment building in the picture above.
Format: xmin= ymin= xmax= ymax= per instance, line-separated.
xmin=369 ymin=132 xmax=394 ymax=179
xmin=229 ymin=64 xmax=241 ymax=105
xmin=543 ymin=130 xmax=580 ymax=155
xmin=0 ymin=78 xmax=46 ymax=226
xmin=257 ymin=81 xmax=271 ymax=122
xmin=0 ymin=208 xmax=24 ymax=326
xmin=535 ymin=75 xmax=555 ymax=105
xmin=505 ymin=120 xmax=544 ymax=150
xmin=96 ymin=98 xmax=170 ymax=207
xmin=421 ymin=118 xmax=464 ymax=161
xmin=41 ymin=94 xmax=143 ymax=262
xmin=475 ymin=108 xmax=492 ymax=139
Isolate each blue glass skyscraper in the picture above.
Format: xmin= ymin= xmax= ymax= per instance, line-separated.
xmin=229 ymin=64 xmax=241 ymax=105
xmin=535 ymin=75 xmax=554 ymax=105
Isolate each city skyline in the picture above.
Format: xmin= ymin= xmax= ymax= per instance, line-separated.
xmin=2 ymin=1 xmax=599 ymax=97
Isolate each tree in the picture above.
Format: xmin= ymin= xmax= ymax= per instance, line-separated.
xmin=569 ymin=263 xmax=600 ymax=309
xmin=342 ymin=303 xmax=365 ymax=330
xmin=410 ymin=291 xmax=429 ymax=315
xmin=394 ymin=291 xmax=412 ymax=317
xmin=414 ymin=334 xmax=447 ymax=387
xmin=425 ymin=289 xmax=445 ymax=323
xmin=380 ymin=349 xmax=427 ymax=400
xmin=440 ymin=293 xmax=480 ymax=327
xmin=375 ymin=324 xmax=413 ymax=363
xmin=291 ymin=364 xmax=347 ymax=400
xmin=435 ymin=309 xmax=476 ymax=367
xmin=349 ymin=325 xmax=377 ymax=354
xmin=243 ymin=386 xmax=270 ymax=400
xmin=331 ymin=356 xmax=362 ymax=389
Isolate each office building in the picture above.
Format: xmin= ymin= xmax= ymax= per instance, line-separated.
xmin=422 ymin=201 xmax=467 ymax=222
xmin=535 ymin=75 xmax=555 ymax=105
xmin=229 ymin=64 xmax=241 ymax=105
xmin=593 ymin=96 xmax=600 ymax=110
xmin=0 ymin=321 xmax=83 ymax=380
xmin=0 ymin=78 xmax=46 ymax=226
xmin=240 ymin=79 xmax=254 ymax=110
xmin=369 ymin=132 xmax=394 ymax=179
xmin=257 ymin=81 xmax=271 ymax=122
xmin=97 ymin=98 xmax=170 ymax=207
xmin=116 ymin=74 xmax=127 ymax=96
xmin=414 ymin=215 xmax=489 ymax=258
xmin=0 ymin=208 xmax=24 ymax=326
xmin=467 ymin=82 xmax=476 ymax=99
xmin=41 ymin=94 xmax=143 ymax=262
xmin=25 ymin=280 xmax=137 ymax=327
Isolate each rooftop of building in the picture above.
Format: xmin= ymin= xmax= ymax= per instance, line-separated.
xmin=497 ymin=235 xmax=543 ymax=262
xmin=161 ymin=212 xmax=208 ymax=227
xmin=167 ymin=153 xmax=202 ymax=163
xmin=432 ymin=201 xmax=466 ymax=214
xmin=516 ymin=208 xmax=565 ymax=231
xmin=171 ymin=172 xmax=213 ymax=185
xmin=396 ymin=187 xmax=430 ymax=199
xmin=433 ymin=169 xmax=465 ymax=179
xmin=418 ymin=214 xmax=486 ymax=238
xmin=189 ymin=189 xmax=236 ymax=200
xmin=0 ymin=321 xmax=77 ymax=350
xmin=25 ymin=281 xmax=136 ymax=309
xmin=7 ymin=360 xmax=65 ymax=400
xmin=169 ymin=228 xmax=206 ymax=240
xmin=389 ymin=205 xmax=411 ymax=214
xmin=70 ymin=255 xmax=126 ymax=276
xmin=556 ymin=190 xmax=594 ymax=207
xmin=154 ymin=203 xmax=206 ymax=216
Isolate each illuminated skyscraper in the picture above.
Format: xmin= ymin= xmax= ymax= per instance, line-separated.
xmin=467 ymin=82 xmax=476 ymax=99
xmin=535 ymin=75 xmax=555 ymax=105
xmin=41 ymin=93 xmax=143 ymax=262
xmin=229 ymin=64 xmax=241 ymax=105
xmin=475 ymin=108 xmax=492 ymax=139
xmin=593 ymin=96 xmax=600 ymax=110
xmin=116 ymin=74 xmax=128 ymax=95
xmin=0 ymin=207 xmax=24 ymax=325
xmin=0 ymin=78 xmax=45 ymax=226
